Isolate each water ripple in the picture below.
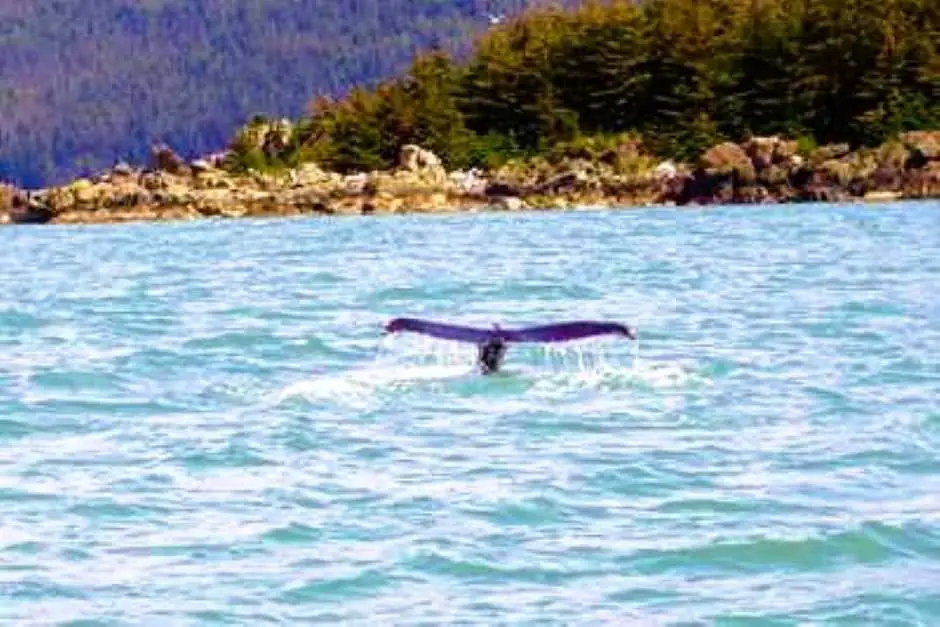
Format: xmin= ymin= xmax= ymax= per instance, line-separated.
xmin=1 ymin=201 xmax=939 ymax=623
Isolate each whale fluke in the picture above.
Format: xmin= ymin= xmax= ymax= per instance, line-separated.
xmin=383 ymin=317 xmax=637 ymax=374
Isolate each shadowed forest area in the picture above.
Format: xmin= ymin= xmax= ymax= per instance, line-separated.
xmin=0 ymin=0 xmax=564 ymax=188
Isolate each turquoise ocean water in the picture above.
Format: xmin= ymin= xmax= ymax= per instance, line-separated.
xmin=1 ymin=201 xmax=939 ymax=625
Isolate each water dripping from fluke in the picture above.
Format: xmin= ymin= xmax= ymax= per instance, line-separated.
xmin=272 ymin=329 xmax=709 ymax=408
xmin=369 ymin=333 xmax=700 ymax=392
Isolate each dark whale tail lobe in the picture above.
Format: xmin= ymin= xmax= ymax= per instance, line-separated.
xmin=383 ymin=318 xmax=637 ymax=343
xmin=383 ymin=317 xmax=498 ymax=343
xmin=501 ymin=321 xmax=637 ymax=342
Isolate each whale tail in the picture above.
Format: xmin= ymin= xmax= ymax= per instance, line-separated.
xmin=384 ymin=317 xmax=636 ymax=343
xmin=384 ymin=318 xmax=636 ymax=374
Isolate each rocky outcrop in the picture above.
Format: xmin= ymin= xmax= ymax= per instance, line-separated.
xmin=3 ymin=144 xmax=496 ymax=224
xmin=660 ymin=134 xmax=940 ymax=206
xmin=3 ymin=133 xmax=939 ymax=225
xmin=6 ymin=190 xmax=54 ymax=224
xmin=149 ymin=142 xmax=190 ymax=176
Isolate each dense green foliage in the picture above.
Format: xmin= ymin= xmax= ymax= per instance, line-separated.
xmin=0 ymin=0 xmax=563 ymax=187
xmin=274 ymin=0 xmax=940 ymax=173
xmin=3 ymin=0 xmax=937 ymax=186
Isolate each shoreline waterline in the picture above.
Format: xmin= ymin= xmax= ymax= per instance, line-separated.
xmin=2 ymin=195 xmax=936 ymax=231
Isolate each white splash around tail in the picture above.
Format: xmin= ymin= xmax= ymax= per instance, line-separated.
xmin=273 ymin=331 xmax=707 ymax=408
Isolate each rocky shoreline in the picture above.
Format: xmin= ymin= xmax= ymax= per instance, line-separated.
xmin=2 ymin=131 xmax=939 ymax=226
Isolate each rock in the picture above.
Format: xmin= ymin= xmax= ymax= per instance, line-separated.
xmin=101 ymin=182 xmax=151 ymax=209
xmin=816 ymin=159 xmax=853 ymax=186
xmin=863 ymin=190 xmax=901 ymax=202
xmin=290 ymin=194 xmax=333 ymax=214
xmin=0 ymin=182 xmax=13 ymax=217
xmin=758 ymin=164 xmax=790 ymax=187
xmin=735 ymin=185 xmax=772 ymax=204
xmin=362 ymin=192 xmax=404 ymax=214
xmin=672 ymin=141 xmax=759 ymax=204
xmin=8 ymin=192 xmax=53 ymax=224
xmin=869 ymin=164 xmax=903 ymax=191
xmin=654 ymin=161 xmax=677 ymax=179
xmin=190 ymin=159 xmax=213 ymax=173
xmin=112 ymin=162 xmax=134 ymax=176
xmin=11 ymin=129 xmax=940 ymax=225
xmin=811 ymin=143 xmax=851 ymax=164
xmin=449 ymin=169 xmax=487 ymax=195
xmin=294 ymin=163 xmax=329 ymax=186
xmin=700 ymin=142 xmax=756 ymax=184
xmin=218 ymin=206 xmax=248 ymax=219
xmin=42 ymin=187 xmax=70 ymax=212
xmin=490 ymin=196 xmax=525 ymax=211
xmin=484 ymin=182 xmax=522 ymax=198
xmin=773 ymin=140 xmax=799 ymax=162
xmin=877 ymin=141 xmax=909 ymax=170
xmin=798 ymin=184 xmax=850 ymax=203
xmin=342 ymin=173 xmax=370 ymax=195
xmin=332 ymin=198 xmax=363 ymax=215
xmin=70 ymin=178 xmax=97 ymax=205
xmin=204 ymin=151 xmax=231 ymax=168
xmin=150 ymin=142 xmax=189 ymax=175
xmin=742 ymin=136 xmax=800 ymax=171
xmin=538 ymin=171 xmax=587 ymax=194
xmin=742 ymin=136 xmax=778 ymax=170
xmin=900 ymin=131 xmax=940 ymax=161
xmin=140 ymin=172 xmax=168 ymax=191
xmin=902 ymin=162 xmax=940 ymax=198
xmin=399 ymin=144 xmax=443 ymax=172
xmin=417 ymin=192 xmax=449 ymax=212
xmin=658 ymin=171 xmax=694 ymax=204
xmin=192 ymin=170 xmax=232 ymax=190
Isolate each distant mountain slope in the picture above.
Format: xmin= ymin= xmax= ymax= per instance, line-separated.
xmin=0 ymin=0 xmax=565 ymax=187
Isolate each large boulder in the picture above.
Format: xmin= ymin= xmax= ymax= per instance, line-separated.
xmin=7 ymin=191 xmax=53 ymax=224
xmin=742 ymin=136 xmax=800 ymax=171
xmin=398 ymin=144 xmax=446 ymax=185
xmin=667 ymin=141 xmax=757 ymax=204
xmin=700 ymin=142 xmax=756 ymax=184
xmin=877 ymin=141 xmax=910 ymax=170
xmin=150 ymin=142 xmax=190 ymax=175
xmin=399 ymin=144 xmax=442 ymax=170
xmin=815 ymin=159 xmax=853 ymax=187
xmin=742 ymin=136 xmax=775 ymax=171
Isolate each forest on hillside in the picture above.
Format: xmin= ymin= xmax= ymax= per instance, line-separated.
xmin=0 ymin=0 xmax=569 ymax=187
xmin=241 ymin=0 xmax=939 ymax=175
